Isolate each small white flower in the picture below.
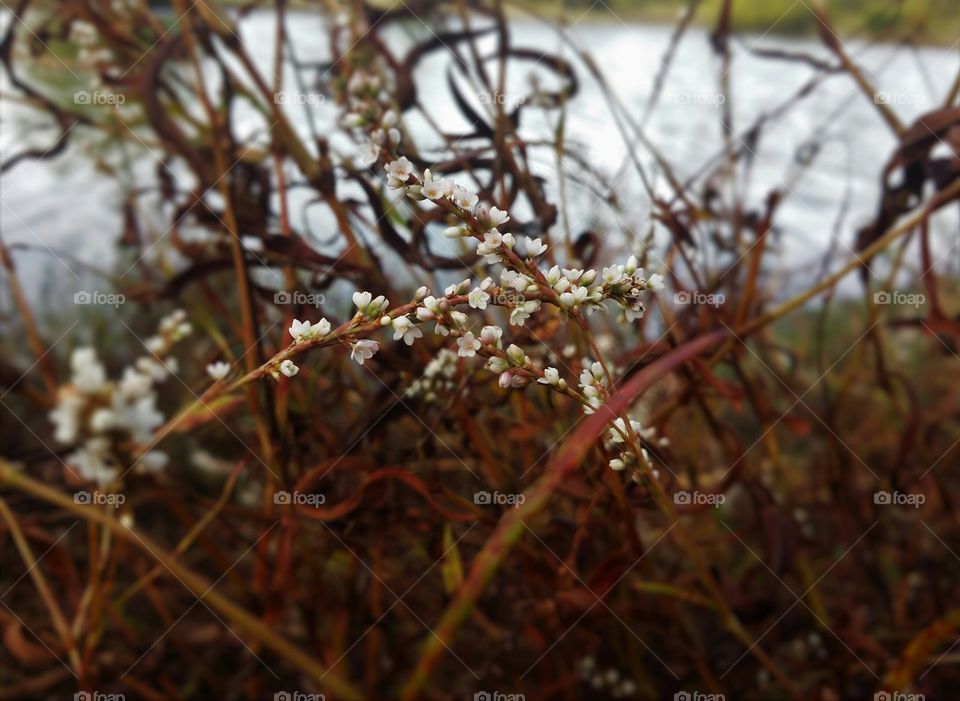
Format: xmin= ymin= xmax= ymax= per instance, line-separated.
xmin=537 ymin=367 xmax=560 ymax=386
xmin=384 ymin=157 xmax=414 ymax=188
xmin=289 ymin=318 xmax=312 ymax=342
xmin=479 ymin=325 xmax=502 ymax=347
xmin=314 ymin=318 xmax=332 ymax=337
xmin=359 ymin=141 xmax=380 ymax=166
xmin=489 ymin=206 xmax=510 ymax=227
xmin=506 ymin=344 xmax=526 ymax=366
xmin=524 ymin=237 xmax=548 ymax=257
xmin=443 ymin=225 xmax=466 ymax=238
xmin=71 ymin=347 xmax=107 ymax=393
xmin=421 ymin=169 xmax=447 ymax=200
xmin=609 ymin=457 xmax=626 ymax=471
xmin=353 ymin=291 xmax=372 ymax=312
xmin=467 ymin=287 xmax=490 ymax=310
xmin=452 ymin=185 xmax=478 ymax=210
xmin=457 ymin=332 xmax=482 ymax=357
xmin=279 ymin=359 xmax=299 ymax=377
xmin=353 ymin=291 xmax=388 ymax=318
xmin=498 ymin=371 xmax=513 ymax=389
xmin=392 ymin=316 xmax=423 ymax=346
xmin=350 ymin=339 xmax=379 ymax=365
xmin=145 ymin=336 xmax=166 ymax=354
xmin=486 ymin=356 xmax=509 ymax=373
xmin=648 ymin=273 xmax=665 ymax=291
xmin=206 ymin=361 xmax=230 ymax=380
xmin=89 ymin=408 xmax=116 ymax=433
xmin=509 ymin=300 xmax=539 ymax=326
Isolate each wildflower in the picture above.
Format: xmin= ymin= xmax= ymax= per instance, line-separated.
xmin=71 ymin=348 xmax=107 ymax=393
xmin=118 ymin=367 xmax=152 ymax=398
xmin=384 ymin=157 xmax=414 ymax=189
xmin=313 ymin=318 xmax=332 ymax=337
xmin=486 ymin=356 xmax=509 ymax=373
xmin=537 ymin=367 xmax=562 ymax=387
xmin=509 ymin=300 xmax=540 ymax=326
xmin=467 ymin=287 xmax=490 ymax=310
xmin=489 ymin=206 xmax=510 ymax=227
xmin=359 ymin=141 xmax=380 ymax=166
xmin=145 ymin=336 xmax=166 ymax=354
xmin=609 ymin=457 xmax=626 ymax=471
xmin=50 ymin=391 xmax=85 ymax=443
xmin=498 ymin=371 xmax=513 ymax=389
xmin=506 ymin=344 xmax=526 ymax=366
xmin=392 ymin=316 xmax=423 ymax=346
xmin=88 ymin=408 xmax=116 ymax=433
xmin=279 ymin=360 xmax=299 ymax=378
xmin=68 ymin=437 xmax=116 ymax=486
xmin=443 ymin=225 xmax=466 ymax=238
xmin=559 ymin=285 xmax=590 ymax=308
xmin=350 ymin=340 xmax=379 ymax=365
xmin=353 ymin=291 xmax=388 ymax=318
xmin=648 ymin=273 xmax=665 ymax=291
xmin=421 ymin=169 xmax=447 ymax=200
xmin=457 ymin=332 xmax=481 ymax=357
xmin=289 ymin=318 xmax=312 ymax=342
xmin=479 ymin=325 xmax=503 ymax=347
xmin=206 ymin=361 xmax=230 ymax=380
xmin=445 ymin=278 xmax=471 ymax=296
xmin=452 ymin=185 xmax=478 ymax=210
xmin=524 ymin=237 xmax=548 ymax=257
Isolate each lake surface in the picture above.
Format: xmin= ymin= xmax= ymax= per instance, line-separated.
xmin=1 ymin=11 xmax=957 ymax=312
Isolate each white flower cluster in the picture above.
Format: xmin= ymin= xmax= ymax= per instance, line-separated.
xmin=49 ymin=310 xmax=190 ymax=486
xmin=578 ymin=657 xmax=636 ymax=698
xmin=380 ymin=157 xmax=664 ymax=325
xmin=405 ymin=349 xmax=459 ymax=401
xmin=341 ymin=69 xmax=402 ymax=166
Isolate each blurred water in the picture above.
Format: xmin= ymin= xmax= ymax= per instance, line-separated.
xmin=1 ymin=11 xmax=957 ymax=311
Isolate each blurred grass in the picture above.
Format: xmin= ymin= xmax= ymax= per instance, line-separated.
xmin=513 ymin=0 xmax=960 ymax=44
